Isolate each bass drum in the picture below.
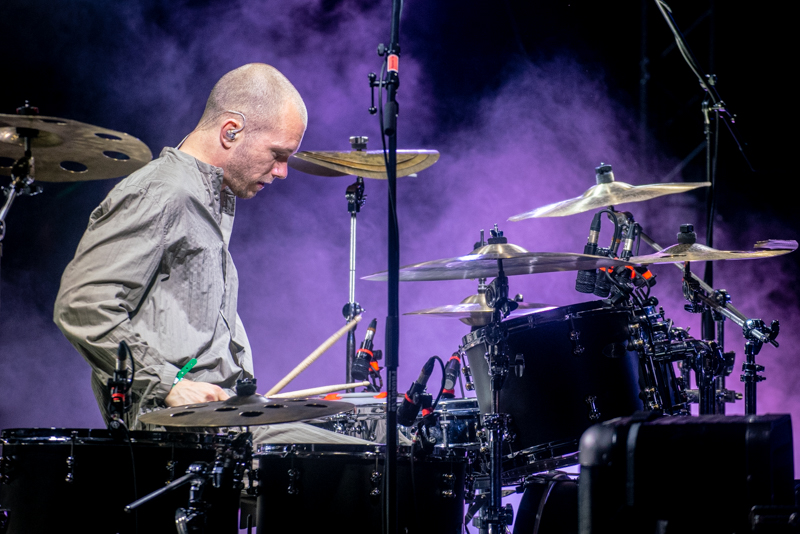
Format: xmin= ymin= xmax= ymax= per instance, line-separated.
xmin=255 ymin=444 xmax=466 ymax=534
xmin=0 ymin=428 xmax=240 ymax=534
xmin=462 ymin=300 xmax=641 ymax=481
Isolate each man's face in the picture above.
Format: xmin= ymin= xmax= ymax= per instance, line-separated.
xmin=223 ymin=108 xmax=305 ymax=199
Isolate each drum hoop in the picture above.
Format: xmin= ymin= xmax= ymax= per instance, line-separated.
xmin=461 ymin=299 xmax=632 ymax=348
xmin=0 ymin=428 xmax=219 ymax=446
xmin=255 ymin=443 xmax=468 ymax=461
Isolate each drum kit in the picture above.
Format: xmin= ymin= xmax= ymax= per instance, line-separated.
xmin=1 ymin=102 xmax=797 ymax=534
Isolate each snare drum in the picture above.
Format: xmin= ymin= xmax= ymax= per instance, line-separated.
xmin=462 ymin=300 xmax=641 ymax=481
xmin=0 ymin=428 xmax=240 ymax=534
xmin=309 ymin=392 xmax=402 ymax=443
xmin=403 ymin=398 xmax=481 ymax=450
xmin=255 ymin=443 xmax=466 ymax=534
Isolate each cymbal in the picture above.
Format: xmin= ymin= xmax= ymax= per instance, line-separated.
xmin=138 ymin=394 xmax=355 ymax=427
xmin=405 ymin=292 xmax=556 ymax=326
xmin=0 ymin=113 xmax=152 ymax=182
xmin=363 ymin=241 xmax=631 ymax=281
xmin=509 ymin=164 xmax=709 ymax=219
xmin=629 ymin=239 xmax=798 ymax=265
xmin=289 ymin=149 xmax=439 ymax=179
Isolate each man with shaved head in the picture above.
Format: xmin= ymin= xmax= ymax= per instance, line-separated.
xmin=53 ymin=64 xmax=342 ymax=439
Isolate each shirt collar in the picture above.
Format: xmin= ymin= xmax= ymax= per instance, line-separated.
xmin=159 ymin=147 xmax=235 ymax=218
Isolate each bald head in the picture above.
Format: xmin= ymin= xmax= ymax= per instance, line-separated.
xmin=198 ymin=63 xmax=307 ymax=134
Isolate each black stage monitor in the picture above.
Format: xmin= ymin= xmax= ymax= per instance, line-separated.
xmin=579 ymin=413 xmax=795 ymax=534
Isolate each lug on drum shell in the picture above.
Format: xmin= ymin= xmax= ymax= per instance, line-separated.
xmin=462 ymin=300 xmax=642 ymax=482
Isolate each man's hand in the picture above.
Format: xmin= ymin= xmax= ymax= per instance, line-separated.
xmin=165 ymin=379 xmax=230 ymax=407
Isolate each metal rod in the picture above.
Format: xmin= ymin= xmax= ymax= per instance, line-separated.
xmin=346 ymin=210 xmax=358 ymax=387
xmin=349 ymin=212 xmax=357 ymax=304
xmin=125 ymin=472 xmax=195 ymax=512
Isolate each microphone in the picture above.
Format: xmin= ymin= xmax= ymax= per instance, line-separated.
xmin=351 ymin=318 xmax=378 ymax=381
xmin=576 ymin=212 xmax=602 ymax=293
xmin=441 ymin=353 xmax=461 ymax=399
xmin=109 ymin=340 xmax=132 ymax=417
xmin=398 ymin=356 xmax=436 ymax=426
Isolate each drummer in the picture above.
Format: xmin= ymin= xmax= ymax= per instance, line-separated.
xmin=53 ymin=63 xmax=365 ymax=444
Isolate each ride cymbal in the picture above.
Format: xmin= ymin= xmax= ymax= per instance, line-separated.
xmin=629 ymin=239 xmax=798 ymax=265
xmin=509 ymin=163 xmax=709 ymax=220
xmin=0 ymin=113 xmax=152 ymax=182
xmin=138 ymin=394 xmax=355 ymax=427
xmin=364 ymin=241 xmax=631 ymax=281
xmin=289 ymin=149 xmax=439 ymax=179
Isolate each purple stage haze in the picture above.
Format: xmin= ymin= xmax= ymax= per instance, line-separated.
xmin=0 ymin=0 xmax=798 ymax=494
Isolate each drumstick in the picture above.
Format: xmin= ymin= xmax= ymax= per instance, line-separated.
xmin=264 ymin=314 xmax=363 ymax=396
xmin=268 ymin=381 xmax=370 ymax=399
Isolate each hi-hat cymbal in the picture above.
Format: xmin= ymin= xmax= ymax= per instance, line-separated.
xmin=629 ymin=239 xmax=798 ymax=265
xmin=509 ymin=164 xmax=710 ymax=220
xmin=138 ymin=394 xmax=355 ymax=427
xmin=405 ymin=292 xmax=556 ymax=326
xmin=289 ymin=149 xmax=439 ymax=179
xmin=0 ymin=113 xmax=152 ymax=182
xmin=363 ymin=241 xmax=631 ymax=281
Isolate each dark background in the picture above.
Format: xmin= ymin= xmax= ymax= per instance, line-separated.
xmin=1 ymin=0 xmax=797 ymax=480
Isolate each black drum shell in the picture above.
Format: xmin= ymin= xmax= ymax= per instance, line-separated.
xmin=462 ymin=300 xmax=642 ymax=457
xmin=255 ymin=444 xmax=466 ymax=534
xmin=0 ymin=428 xmax=239 ymax=534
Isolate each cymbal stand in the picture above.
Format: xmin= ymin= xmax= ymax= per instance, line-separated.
xmin=653 ymin=1 xmax=757 ymax=414
xmin=678 ymin=255 xmax=778 ymax=414
xmin=638 ymin=229 xmax=777 ymax=412
xmin=475 ymin=228 xmax=516 ymax=534
xmin=343 ymin=136 xmax=368 ymax=389
xmin=1 ymin=107 xmax=43 ymax=310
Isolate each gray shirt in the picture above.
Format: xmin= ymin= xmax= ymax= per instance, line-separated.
xmin=54 ymin=147 xmax=252 ymax=429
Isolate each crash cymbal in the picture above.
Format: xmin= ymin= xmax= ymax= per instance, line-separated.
xmin=363 ymin=241 xmax=631 ymax=281
xmin=138 ymin=394 xmax=355 ymax=427
xmin=0 ymin=113 xmax=152 ymax=182
xmin=289 ymin=149 xmax=439 ymax=179
xmin=509 ymin=163 xmax=710 ymax=220
xmin=629 ymin=239 xmax=798 ymax=265
xmin=405 ymin=292 xmax=556 ymax=326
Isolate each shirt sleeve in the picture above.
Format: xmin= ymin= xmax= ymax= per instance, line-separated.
xmin=53 ymin=181 xmax=181 ymax=418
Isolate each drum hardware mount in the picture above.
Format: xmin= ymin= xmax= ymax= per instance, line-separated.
xmin=66 ymin=430 xmax=78 ymax=483
xmin=287 ymin=467 xmax=301 ymax=495
xmin=0 ymin=453 xmax=13 ymax=485
xmin=370 ymin=468 xmax=382 ymax=496
xmin=585 ymin=396 xmax=601 ymax=421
